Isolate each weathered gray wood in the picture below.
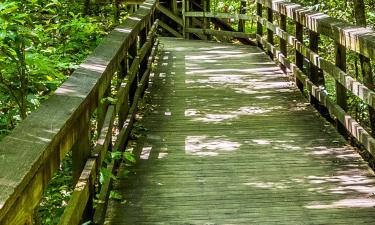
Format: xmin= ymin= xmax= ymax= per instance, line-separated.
xmin=238 ymin=1 xmax=246 ymax=32
xmin=257 ymin=34 xmax=375 ymax=157
xmin=0 ymin=0 xmax=158 ymax=223
xmin=72 ymin=109 xmax=90 ymax=184
xmin=104 ymin=38 xmax=375 ymax=225
xmin=58 ymin=159 xmax=96 ymax=225
xmin=157 ymin=3 xmax=183 ymax=26
xmin=184 ymin=11 xmax=254 ymax=21
xmin=258 ymin=16 xmax=375 ymax=109
xmin=295 ymin=22 xmax=304 ymax=92
xmin=279 ymin=13 xmax=287 ymax=73
xmin=267 ymin=7 xmax=274 ymax=59
xmin=256 ymin=3 xmax=263 ymax=48
xmin=185 ymin=0 xmax=191 ymax=39
xmin=186 ymin=28 xmax=256 ymax=39
xmin=257 ymin=0 xmax=375 ymax=60
xmin=335 ymin=43 xmax=348 ymax=136
xmin=159 ymin=20 xmax=183 ymax=38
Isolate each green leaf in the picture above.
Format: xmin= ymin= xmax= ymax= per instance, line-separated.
xmin=123 ymin=152 xmax=136 ymax=164
xmin=99 ymin=167 xmax=116 ymax=184
xmin=109 ymin=191 xmax=123 ymax=200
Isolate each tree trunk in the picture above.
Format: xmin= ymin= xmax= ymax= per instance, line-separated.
xmin=353 ymin=0 xmax=375 ymax=133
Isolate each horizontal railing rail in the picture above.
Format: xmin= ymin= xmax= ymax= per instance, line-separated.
xmin=182 ymin=0 xmax=256 ymax=44
xmin=255 ymin=0 xmax=375 ymax=155
xmin=0 ymin=0 xmax=159 ymax=224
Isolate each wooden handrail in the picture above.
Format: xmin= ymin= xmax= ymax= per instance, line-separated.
xmin=257 ymin=0 xmax=375 ymax=60
xmin=255 ymin=0 xmax=375 ymax=156
xmin=0 ymin=0 xmax=158 ymax=224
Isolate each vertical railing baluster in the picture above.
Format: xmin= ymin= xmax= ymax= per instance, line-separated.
xmin=72 ymin=109 xmax=92 ymax=220
xmin=203 ymin=0 xmax=211 ymax=40
xmin=238 ymin=0 xmax=246 ymax=33
xmin=171 ymin=0 xmax=178 ymax=15
xmin=335 ymin=43 xmax=348 ymax=136
xmin=295 ymin=22 xmax=304 ymax=92
xmin=267 ymin=5 xmax=274 ymax=59
xmin=279 ymin=13 xmax=287 ymax=73
xmin=129 ymin=39 xmax=138 ymax=105
xmin=309 ymin=31 xmax=328 ymax=116
xmin=184 ymin=0 xmax=191 ymax=39
xmin=118 ymin=58 xmax=128 ymax=129
xmin=256 ymin=2 xmax=263 ymax=48
xmin=139 ymin=25 xmax=148 ymax=78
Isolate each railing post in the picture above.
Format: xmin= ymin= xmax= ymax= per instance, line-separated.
xmin=118 ymin=58 xmax=128 ymax=129
xmin=295 ymin=22 xmax=304 ymax=92
xmin=71 ymin=109 xmax=93 ymax=220
xmin=203 ymin=0 xmax=211 ymax=40
xmin=335 ymin=43 xmax=348 ymax=136
xmin=238 ymin=0 xmax=246 ymax=32
xmin=139 ymin=25 xmax=148 ymax=78
xmin=256 ymin=2 xmax=263 ymax=48
xmin=72 ymin=111 xmax=91 ymax=183
xmin=184 ymin=0 xmax=191 ymax=39
xmin=309 ymin=31 xmax=329 ymax=116
xmin=171 ymin=0 xmax=178 ymax=15
xmin=129 ymin=39 xmax=138 ymax=105
xmin=279 ymin=13 xmax=287 ymax=73
xmin=267 ymin=6 xmax=274 ymax=59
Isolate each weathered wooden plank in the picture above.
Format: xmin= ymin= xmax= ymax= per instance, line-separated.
xmin=58 ymin=159 xmax=96 ymax=225
xmin=185 ymin=28 xmax=256 ymax=39
xmin=157 ymin=3 xmax=183 ymax=26
xmin=104 ymin=38 xmax=375 ymax=225
xmin=159 ymin=20 xmax=183 ymax=38
xmin=92 ymin=105 xmax=115 ymax=169
xmin=184 ymin=11 xmax=254 ymax=21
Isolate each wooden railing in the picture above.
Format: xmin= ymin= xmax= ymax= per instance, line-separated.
xmin=0 ymin=0 xmax=158 ymax=224
xmin=255 ymin=0 xmax=375 ymax=155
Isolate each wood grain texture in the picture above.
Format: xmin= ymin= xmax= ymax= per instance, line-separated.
xmin=104 ymin=38 xmax=375 ymax=224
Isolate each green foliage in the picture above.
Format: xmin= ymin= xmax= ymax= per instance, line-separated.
xmin=0 ymin=0 xmax=128 ymax=141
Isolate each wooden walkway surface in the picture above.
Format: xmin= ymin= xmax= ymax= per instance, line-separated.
xmin=105 ymin=38 xmax=375 ymax=224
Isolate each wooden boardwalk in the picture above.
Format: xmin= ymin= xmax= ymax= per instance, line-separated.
xmin=105 ymin=38 xmax=375 ymax=224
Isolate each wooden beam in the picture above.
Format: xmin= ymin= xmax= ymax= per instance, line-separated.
xmin=186 ymin=28 xmax=256 ymax=39
xmin=159 ymin=20 xmax=183 ymax=38
xmin=157 ymin=3 xmax=183 ymax=26
xmin=184 ymin=11 xmax=254 ymax=21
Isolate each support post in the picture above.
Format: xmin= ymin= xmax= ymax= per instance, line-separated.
xmin=256 ymin=2 xmax=263 ymax=48
xmin=279 ymin=13 xmax=287 ymax=73
xmin=129 ymin=39 xmax=138 ymax=105
xmin=335 ymin=43 xmax=348 ymax=136
xmin=295 ymin=22 xmax=304 ymax=92
xmin=118 ymin=58 xmax=128 ymax=129
xmin=184 ymin=0 xmax=191 ymax=39
xmin=238 ymin=0 xmax=246 ymax=32
xmin=72 ymin=110 xmax=91 ymax=184
xmin=203 ymin=0 xmax=211 ymax=40
xmin=309 ymin=31 xmax=329 ymax=117
xmin=267 ymin=7 xmax=274 ymax=59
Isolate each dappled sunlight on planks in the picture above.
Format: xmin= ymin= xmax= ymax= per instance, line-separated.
xmin=105 ymin=38 xmax=375 ymax=225
xmin=184 ymin=136 xmax=241 ymax=157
